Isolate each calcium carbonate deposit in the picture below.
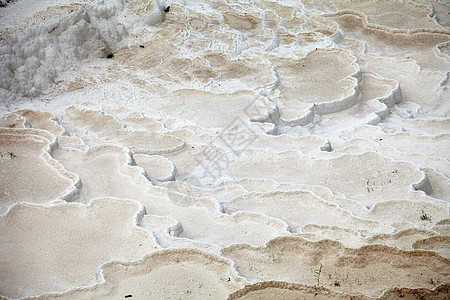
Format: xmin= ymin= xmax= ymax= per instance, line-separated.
xmin=0 ymin=0 xmax=449 ymax=299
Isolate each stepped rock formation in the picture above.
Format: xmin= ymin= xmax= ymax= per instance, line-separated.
xmin=0 ymin=0 xmax=449 ymax=299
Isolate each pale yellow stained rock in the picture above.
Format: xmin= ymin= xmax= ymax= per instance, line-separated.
xmin=222 ymin=236 xmax=450 ymax=298
xmin=34 ymin=249 xmax=246 ymax=300
xmin=227 ymin=281 xmax=369 ymax=300
xmin=0 ymin=198 xmax=159 ymax=299
xmin=65 ymin=93 xmax=276 ymax=137
xmin=0 ymin=128 xmax=78 ymax=214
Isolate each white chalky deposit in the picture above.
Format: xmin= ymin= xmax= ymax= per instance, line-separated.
xmin=0 ymin=0 xmax=449 ymax=299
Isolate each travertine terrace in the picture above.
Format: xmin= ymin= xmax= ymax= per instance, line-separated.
xmin=0 ymin=0 xmax=449 ymax=299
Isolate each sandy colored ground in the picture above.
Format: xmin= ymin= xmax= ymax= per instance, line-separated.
xmin=0 ymin=0 xmax=449 ymax=299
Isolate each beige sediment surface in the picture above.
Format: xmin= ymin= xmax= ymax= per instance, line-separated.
xmin=0 ymin=0 xmax=449 ymax=299
xmin=380 ymin=284 xmax=450 ymax=300
xmin=222 ymin=236 xmax=450 ymax=298
xmin=222 ymin=190 xmax=391 ymax=235
xmin=273 ymin=48 xmax=362 ymax=125
xmin=329 ymin=12 xmax=449 ymax=71
xmin=31 ymin=249 xmax=247 ymax=300
xmin=0 ymin=198 xmax=158 ymax=299
xmin=303 ymin=0 xmax=445 ymax=31
xmin=228 ymin=150 xmax=433 ymax=206
xmin=133 ymin=154 xmax=176 ymax=182
xmin=228 ymin=281 xmax=370 ymax=300
xmin=228 ymin=281 xmax=450 ymax=300
xmin=0 ymin=128 xmax=79 ymax=214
